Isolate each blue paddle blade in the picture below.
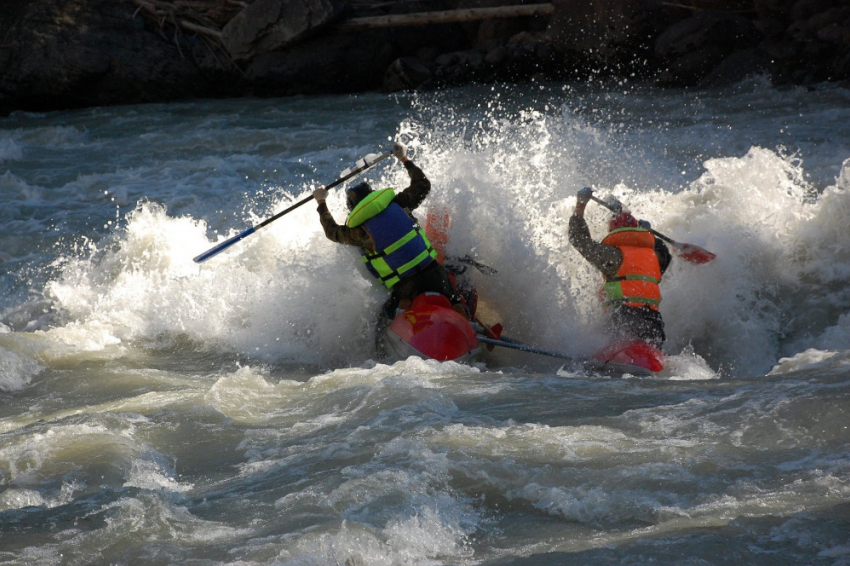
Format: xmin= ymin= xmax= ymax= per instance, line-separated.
xmin=193 ymin=227 xmax=255 ymax=263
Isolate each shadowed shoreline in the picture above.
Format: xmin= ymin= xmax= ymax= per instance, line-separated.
xmin=1 ymin=0 xmax=849 ymax=116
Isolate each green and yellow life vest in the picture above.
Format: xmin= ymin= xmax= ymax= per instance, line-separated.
xmin=346 ymin=188 xmax=437 ymax=289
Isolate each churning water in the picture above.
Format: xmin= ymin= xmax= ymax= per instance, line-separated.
xmin=1 ymin=80 xmax=849 ymax=565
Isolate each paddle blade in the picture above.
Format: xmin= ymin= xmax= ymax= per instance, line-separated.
xmin=673 ymin=242 xmax=716 ymax=264
xmin=193 ymin=227 xmax=255 ymax=263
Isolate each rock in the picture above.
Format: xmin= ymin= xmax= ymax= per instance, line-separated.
xmin=656 ymin=12 xmax=757 ymax=58
xmin=416 ymin=47 xmax=441 ymax=63
xmin=790 ymin=0 xmax=839 ymax=21
xmin=760 ymin=38 xmax=800 ymax=61
xmin=753 ymin=17 xmax=787 ymax=37
xmin=434 ymin=50 xmax=485 ymax=72
xmin=221 ymin=0 xmax=347 ymax=61
xmin=547 ymin=0 xmax=638 ymax=51
xmin=480 ymin=34 xmax=562 ymax=83
xmin=753 ymin=0 xmax=796 ymax=13
xmin=434 ymin=50 xmax=487 ymax=85
xmin=242 ymin=33 xmax=394 ymax=95
xmin=698 ymin=48 xmax=775 ymax=87
xmin=2 ymin=0 xmax=850 ymax=115
xmin=834 ymin=49 xmax=850 ymax=78
xmin=545 ymin=0 xmax=678 ymax=79
xmin=817 ymin=24 xmax=845 ymax=43
xmin=655 ymin=12 xmax=760 ymax=86
xmin=484 ymin=45 xmax=509 ymax=66
xmin=808 ymin=8 xmax=850 ymax=42
xmin=0 ymin=0 xmax=231 ymax=116
xmin=383 ymin=57 xmax=434 ymax=92
xmin=475 ymin=17 xmax=527 ymax=53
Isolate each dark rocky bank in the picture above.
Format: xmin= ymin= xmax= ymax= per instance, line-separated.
xmin=1 ymin=0 xmax=849 ymax=117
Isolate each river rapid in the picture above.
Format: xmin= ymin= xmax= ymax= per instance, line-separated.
xmin=1 ymin=80 xmax=849 ymax=565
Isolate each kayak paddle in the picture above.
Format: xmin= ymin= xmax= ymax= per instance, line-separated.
xmin=193 ymin=150 xmax=392 ymax=263
xmin=473 ymin=323 xmax=576 ymax=361
xmin=476 ymin=334 xmax=578 ymax=362
xmin=475 ymin=331 xmax=656 ymax=375
xmin=589 ymin=194 xmax=716 ymax=265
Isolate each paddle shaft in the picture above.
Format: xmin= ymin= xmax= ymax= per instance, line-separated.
xmin=477 ymin=335 xmax=577 ymax=362
xmin=588 ymin=195 xmax=715 ymax=263
xmin=193 ymin=151 xmax=392 ymax=263
xmin=589 ymin=194 xmax=685 ymax=244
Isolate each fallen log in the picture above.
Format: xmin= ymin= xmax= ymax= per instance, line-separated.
xmin=131 ymin=0 xmax=224 ymax=39
xmin=335 ymin=3 xmax=555 ymax=32
xmin=180 ymin=19 xmax=223 ymax=38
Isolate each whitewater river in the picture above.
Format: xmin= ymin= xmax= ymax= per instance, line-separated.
xmin=1 ymin=80 xmax=849 ymax=565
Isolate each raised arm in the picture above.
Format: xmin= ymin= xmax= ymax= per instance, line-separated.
xmin=390 ymin=143 xmax=431 ymax=211
xmin=312 ymin=187 xmax=374 ymax=249
xmin=569 ymin=188 xmax=622 ymax=280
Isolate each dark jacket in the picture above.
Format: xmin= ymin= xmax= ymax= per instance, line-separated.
xmin=316 ymin=160 xmax=430 ymax=251
xmin=568 ymin=215 xmax=671 ymax=279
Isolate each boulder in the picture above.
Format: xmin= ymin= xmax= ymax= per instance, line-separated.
xmin=698 ymin=48 xmax=775 ymax=87
xmin=242 ymin=33 xmax=394 ymax=95
xmin=545 ymin=0 xmax=670 ymax=53
xmin=544 ymin=0 xmax=678 ymax=78
xmin=433 ymin=50 xmax=487 ymax=85
xmin=790 ymin=0 xmax=839 ymax=21
xmin=753 ymin=0 xmax=796 ymax=13
xmin=808 ymin=8 xmax=850 ymax=42
xmin=655 ymin=12 xmax=760 ymax=86
xmin=0 ymin=0 xmax=230 ymax=116
xmin=383 ymin=57 xmax=434 ymax=92
xmin=475 ymin=16 xmax=529 ymax=53
xmin=221 ymin=0 xmax=347 ymax=61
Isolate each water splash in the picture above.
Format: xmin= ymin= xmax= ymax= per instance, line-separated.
xmin=11 ymin=90 xmax=850 ymax=376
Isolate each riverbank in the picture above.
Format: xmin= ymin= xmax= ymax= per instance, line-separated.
xmin=1 ymin=0 xmax=849 ymax=116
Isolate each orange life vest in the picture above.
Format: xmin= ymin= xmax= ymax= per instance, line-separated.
xmin=600 ymin=228 xmax=662 ymax=311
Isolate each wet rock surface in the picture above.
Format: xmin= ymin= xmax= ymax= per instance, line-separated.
xmin=1 ymin=0 xmax=848 ymax=115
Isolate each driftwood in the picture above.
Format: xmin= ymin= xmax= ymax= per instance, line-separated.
xmin=131 ymin=0 xmax=243 ymax=40
xmin=660 ymin=0 xmax=756 ymax=12
xmin=335 ymin=4 xmax=555 ymax=32
xmin=130 ymin=0 xmax=555 ymax=56
xmin=179 ymin=19 xmax=223 ymax=39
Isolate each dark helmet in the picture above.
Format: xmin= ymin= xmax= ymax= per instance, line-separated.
xmin=346 ymin=181 xmax=373 ymax=210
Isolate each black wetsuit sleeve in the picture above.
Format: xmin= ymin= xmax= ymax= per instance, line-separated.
xmin=317 ymin=202 xmax=374 ymax=250
xmin=568 ymin=214 xmax=622 ymax=280
xmin=655 ymin=238 xmax=672 ymax=275
xmin=392 ymin=161 xmax=431 ymax=211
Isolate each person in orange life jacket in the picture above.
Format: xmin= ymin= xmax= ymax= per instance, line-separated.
xmin=568 ymin=187 xmax=672 ymax=348
xmin=311 ymin=142 xmax=465 ymax=322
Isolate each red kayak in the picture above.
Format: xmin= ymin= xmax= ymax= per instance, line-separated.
xmin=383 ymin=293 xmax=481 ymax=362
xmin=590 ymin=339 xmax=665 ymax=375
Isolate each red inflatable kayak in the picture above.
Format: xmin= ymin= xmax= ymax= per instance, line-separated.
xmin=589 ymin=339 xmax=665 ymax=375
xmin=384 ymin=293 xmax=480 ymax=362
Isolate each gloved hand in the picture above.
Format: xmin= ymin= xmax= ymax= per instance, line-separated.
xmin=638 ymin=219 xmax=652 ymax=230
xmin=576 ymin=187 xmax=593 ymax=205
xmin=312 ymin=186 xmax=328 ymax=203
xmin=392 ymin=142 xmax=407 ymax=161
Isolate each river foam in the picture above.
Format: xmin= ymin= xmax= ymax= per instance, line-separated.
xmin=2 ymin=86 xmax=847 ymax=378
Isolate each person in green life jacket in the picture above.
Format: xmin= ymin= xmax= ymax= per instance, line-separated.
xmin=568 ymin=187 xmax=672 ymax=348
xmin=312 ymin=142 xmax=466 ymax=335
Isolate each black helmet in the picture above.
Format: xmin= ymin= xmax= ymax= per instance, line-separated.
xmin=346 ymin=182 xmax=373 ymax=210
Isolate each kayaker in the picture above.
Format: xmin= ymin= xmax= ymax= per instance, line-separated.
xmin=311 ymin=142 xmax=466 ymax=322
xmin=568 ymin=187 xmax=672 ymax=348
